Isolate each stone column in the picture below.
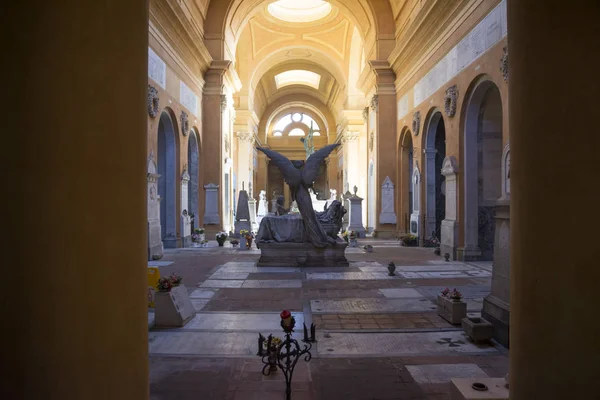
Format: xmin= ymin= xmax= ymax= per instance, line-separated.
xmin=371 ymin=61 xmax=397 ymax=238
xmin=3 ymin=0 xmax=148 ymax=398
xmin=202 ymin=61 xmax=229 ymax=231
xmin=440 ymin=156 xmax=458 ymax=260
xmin=509 ymin=1 xmax=600 ymax=398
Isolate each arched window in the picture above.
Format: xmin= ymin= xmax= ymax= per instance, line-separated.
xmin=271 ymin=113 xmax=322 ymax=136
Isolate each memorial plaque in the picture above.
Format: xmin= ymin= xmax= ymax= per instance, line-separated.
xmin=148 ymin=47 xmax=166 ymax=89
xmin=180 ymin=81 xmax=198 ymax=116
xmin=311 ymin=298 xmax=435 ymax=313
xmin=397 ymin=94 xmax=409 ymax=119
xmin=169 ymin=286 xmax=196 ymax=322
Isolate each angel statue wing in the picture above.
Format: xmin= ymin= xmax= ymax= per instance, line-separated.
xmin=256 ymin=147 xmax=301 ymax=186
xmin=301 ymin=143 xmax=340 ymax=186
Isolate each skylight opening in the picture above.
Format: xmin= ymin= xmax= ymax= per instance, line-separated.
xmin=275 ymin=70 xmax=321 ymax=90
xmin=267 ymin=0 xmax=332 ymax=23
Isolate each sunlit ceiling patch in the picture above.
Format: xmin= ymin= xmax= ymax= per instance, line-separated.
xmin=275 ymin=70 xmax=321 ymax=90
xmin=267 ymin=0 xmax=332 ymax=23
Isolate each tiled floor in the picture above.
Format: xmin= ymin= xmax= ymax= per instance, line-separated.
xmin=149 ymin=239 xmax=508 ymax=400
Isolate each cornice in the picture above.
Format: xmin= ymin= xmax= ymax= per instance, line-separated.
xmin=390 ymin=0 xmax=484 ymax=93
xmin=150 ymin=0 xmax=213 ymax=73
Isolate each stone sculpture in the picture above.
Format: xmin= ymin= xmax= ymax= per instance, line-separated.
xmin=256 ymin=144 xmax=340 ymax=248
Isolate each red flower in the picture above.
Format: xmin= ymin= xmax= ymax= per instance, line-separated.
xmin=280 ymin=310 xmax=291 ymax=319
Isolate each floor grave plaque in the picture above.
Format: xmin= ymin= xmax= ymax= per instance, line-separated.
xmin=208 ymin=272 xmax=250 ymax=280
xmin=189 ymin=288 xmax=218 ymax=299
xmin=406 ymin=363 xmax=488 ymax=384
xmin=148 ymin=331 xmax=304 ymax=356
xmin=199 ymin=280 xmax=245 ymax=288
xmin=191 ymin=299 xmax=210 ymax=311
xmin=311 ymin=298 xmax=436 ymax=313
xmin=315 ymin=331 xmax=497 ymax=357
xmin=175 ymin=312 xmax=305 ymax=331
xmin=307 ymin=272 xmax=396 ymax=280
xmin=241 ymin=280 xmax=302 ymax=288
xmin=379 ymin=288 xmax=424 ymax=298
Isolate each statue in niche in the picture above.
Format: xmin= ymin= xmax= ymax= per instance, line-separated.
xmin=256 ymin=143 xmax=340 ymax=248
xmin=299 ymin=121 xmax=316 ymax=160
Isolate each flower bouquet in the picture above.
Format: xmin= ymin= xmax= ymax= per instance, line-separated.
xmin=216 ymin=231 xmax=228 ymax=246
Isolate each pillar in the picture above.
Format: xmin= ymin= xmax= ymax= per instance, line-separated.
xmin=202 ymin=62 xmax=229 ymax=233
xmin=509 ymin=0 xmax=600 ymax=398
xmin=3 ymin=0 xmax=148 ymax=398
xmin=371 ymin=61 xmax=397 ymax=238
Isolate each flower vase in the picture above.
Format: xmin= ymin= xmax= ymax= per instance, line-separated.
xmin=199 ymin=233 xmax=205 ymax=242
xmin=245 ymin=237 xmax=253 ymax=249
xmin=268 ymin=347 xmax=278 ymax=372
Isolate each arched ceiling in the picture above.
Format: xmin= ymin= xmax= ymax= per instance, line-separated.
xmin=233 ymin=2 xmax=370 ymax=128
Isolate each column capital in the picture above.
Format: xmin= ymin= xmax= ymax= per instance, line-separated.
xmin=235 ymin=131 xmax=254 ymax=143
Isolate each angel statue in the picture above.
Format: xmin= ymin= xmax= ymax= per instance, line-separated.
xmin=256 ymin=143 xmax=340 ymax=248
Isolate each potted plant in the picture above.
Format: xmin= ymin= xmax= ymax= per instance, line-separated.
xmin=200 ymin=239 xmax=208 ymax=247
xmin=191 ymin=231 xmax=202 ymax=247
xmin=230 ymin=239 xmax=240 ymax=248
xmin=240 ymin=230 xmax=254 ymax=249
xmin=342 ymin=230 xmax=349 ymax=243
xmin=348 ymin=231 xmax=358 ymax=247
xmin=216 ymin=231 xmax=227 ymax=246
xmin=437 ymin=287 xmax=467 ymax=325
xmin=401 ymin=234 xmax=418 ymax=247
xmin=194 ymin=227 xmax=205 ymax=241
xmin=154 ymin=273 xmax=195 ymax=327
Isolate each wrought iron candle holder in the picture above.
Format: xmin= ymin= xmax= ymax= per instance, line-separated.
xmin=257 ymin=311 xmax=315 ymax=400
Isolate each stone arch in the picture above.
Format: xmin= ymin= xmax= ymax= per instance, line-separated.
xmin=188 ymin=128 xmax=200 ymax=228
xmin=398 ymin=127 xmax=413 ymax=233
xmin=423 ymin=108 xmax=447 ymax=243
xmin=259 ymin=94 xmax=336 ymax=143
xmin=460 ymin=75 xmax=503 ymax=261
xmin=157 ymin=109 xmax=179 ymax=248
